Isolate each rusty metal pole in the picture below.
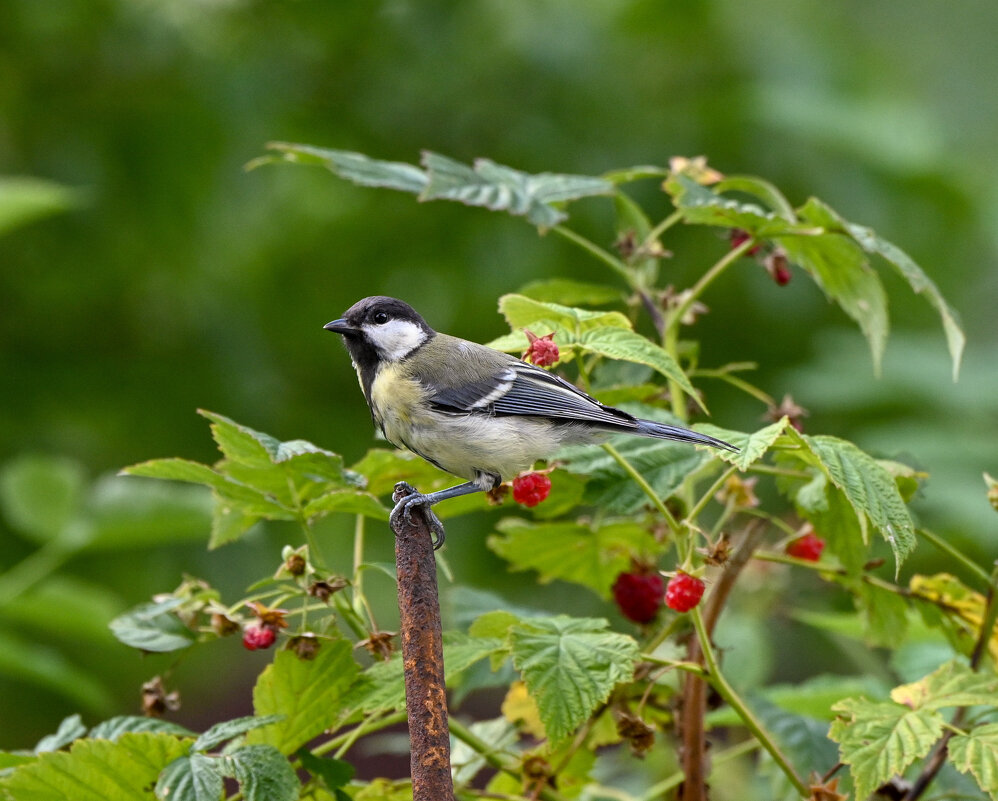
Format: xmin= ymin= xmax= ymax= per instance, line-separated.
xmin=391 ymin=483 xmax=454 ymax=801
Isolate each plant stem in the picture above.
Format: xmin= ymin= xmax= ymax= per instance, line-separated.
xmin=642 ymin=210 xmax=683 ymax=251
xmin=916 ymin=528 xmax=991 ymax=585
xmin=449 ymin=718 xmax=567 ymax=801
xmin=602 ymin=443 xmax=682 ymax=538
xmin=0 ymin=538 xmax=75 ymax=605
xmin=552 ymin=225 xmax=633 ymax=283
xmin=640 ymin=655 xmax=707 ymax=677
xmin=690 ymin=607 xmax=809 ymax=797
xmin=641 ymin=738 xmax=761 ymax=801
xmin=685 ymin=464 xmax=738 ymax=525
xmin=310 ymin=711 xmax=408 ymax=757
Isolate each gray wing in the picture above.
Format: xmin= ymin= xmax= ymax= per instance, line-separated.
xmin=429 ymin=355 xmax=638 ymax=430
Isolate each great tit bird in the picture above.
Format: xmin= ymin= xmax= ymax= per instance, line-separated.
xmin=325 ymin=296 xmax=736 ymax=547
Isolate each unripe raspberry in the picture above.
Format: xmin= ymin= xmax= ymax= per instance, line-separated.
xmin=512 ymin=473 xmax=552 ymax=507
xmin=665 ymin=572 xmax=705 ymax=613
xmin=786 ymin=532 xmax=825 ymax=561
xmin=242 ymin=623 xmax=277 ymax=651
xmin=765 ymin=250 xmax=791 ymax=286
xmin=523 ymin=330 xmax=559 ymax=367
xmin=612 ymin=570 xmax=664 ymax=623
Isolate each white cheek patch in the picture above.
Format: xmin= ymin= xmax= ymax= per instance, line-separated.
xmin=363 ymin=319 xmax=428 ymax=361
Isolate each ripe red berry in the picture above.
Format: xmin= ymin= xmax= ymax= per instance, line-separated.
xmin=612 ymin=571 xmax=665 ymax=623
xmin=665 ymin=572 xmax=705 ymax=613
xmin=512 ymin=472 xmax=552 ymax=507
xmin=523 ymin=330 xmax=560 ymax=367
xmin=242 ymin=623 xmax=277 ymax=651
xmin=786 ymin=532 xmax=825 ymax=561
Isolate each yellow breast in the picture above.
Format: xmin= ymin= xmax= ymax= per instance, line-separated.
xmin=369 ymin=366 xmax=428 ymax=445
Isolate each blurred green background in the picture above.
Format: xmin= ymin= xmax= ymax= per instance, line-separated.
xmin=2 ymin=0 xmax=996 ymax=773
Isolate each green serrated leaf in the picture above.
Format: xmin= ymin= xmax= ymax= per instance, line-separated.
xmin=193 ymin=715 xmax=285 ymax=753
xmin=828 ymin=698 xmax=943 ymax=801
xmin=664 ymin=174 xmax=810 ymax=236
xmin=856 ymin=581 xmax=910 ymax=648
xmin=155 ymin=753 xmax=223 ymax=801
xmin=123 ymin=458 xmax=290 ymax=518
xmin=0 ymin=732 xmax=189 ymax=801
xmin=248 ymin=640 xmax=358 ymax=754
xmin=34 ymin=715 xmax=87 ymax=753
xmin=714 ymin=175 xmax=796 ymax=221
xmin=0 ymin=454 xmax=85 ymax=542
xmin=0 ymin=176 xmax=80 ymax=238
xmin=89 ymin=716 xmax=195 ymax=743
xmin=890 ymin=660 xmax=998 ymax=711
xmin=509 ymin=616 xmax=638 ymax=744
xmin=209 ymin=501 xmax=261 ymax=549
xmin=0 ymin=752 xmax=36 ymax=770
xmin=262 ymin=143 xmax=428 ymax=193
xmin=223 ymin=745 xmax=299 ymax=801
xmin=350 ymin=448 xmax=455 ymax=499
xmin=108 ymin=598 xmax=196 ymax=653
xmin=497 ymin=294 xmax=631 ymax=334
xmin=576 ymin=327 xmax=701 ymax=408
xmin=468 ymin=610 xmax=520 ymax=640
xmin=297 ymin=750 xmax=355 ymax=790
xmin=487 ymin=518 xmax=659 ymax=599
xmin=198 ymin=410 xmax=276 ymax=467
xmin=781 ymin=430 xmax=916 ymax=571
xmin=821 ymin=204 xmax=965 ymax=381
xmin=694 ymin=418 xmax=789 ymax=470
xmin=557 ymin=405 xmax=712 ymax=514
xmin=780 ymin=198 xmax=890 ymax=375
xmin=515 ymin=278 xmax=622 ymax=307
xmin=420 ymin=152 xmax=614 ymax=228
xmin=303 ymin=490 xmax=389 ymax=522
xmin=949 ymin=723 xmax=998 ymax=797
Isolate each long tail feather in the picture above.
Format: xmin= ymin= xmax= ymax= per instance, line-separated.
xmin=633 ymin=419 xmax=739 ymax=453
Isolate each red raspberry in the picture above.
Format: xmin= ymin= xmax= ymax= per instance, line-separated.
xmin=786 ymin=532 xmax=825 ymax=561
xmin=523 ymin=330 xmax=559 ymax=367
xmin=512 ymin=472 xmax=552 ymax=507
xmin=242 ymin=623 xmax=277 ymax=651
xmin=612 ymin=571 xmax=665 ymax=623
xmin=665 ymin=572 xmax=705 ymax=613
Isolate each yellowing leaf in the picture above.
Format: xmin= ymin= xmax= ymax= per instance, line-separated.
xmin=501 ymin=681 xmax=545 ymax=739
xmin=909 ymin=574 xmax=998 ymax=660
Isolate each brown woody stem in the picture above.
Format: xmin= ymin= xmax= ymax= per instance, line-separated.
xmin=392 ymin=482 xmax=454 ymax=801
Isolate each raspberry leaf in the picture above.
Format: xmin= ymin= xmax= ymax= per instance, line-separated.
xmin=948 ymin=724 xmax=998 ymax=797
xmin=254 ymin=143 xmax=428 ymax=193
xmin=694 ymin=417 xmax=790 ymax=470
xmin=0 ymin=732 xmax=189 ymax=801
xmin=889 ymin=659 xmax=998 ymax=711
xmin=247 ymin=640 xmax=358 ymax=755
xmin=829 ymin=698 xmax=943 ymax=801
xmin=222 ymin=745 xmax=299 ymax=801
xmin=155 ymin=753 xmax=223 ymax=801
xmin=509 ymin=616 xmax=638 ymax=744
xmin=488 ymin=519 xmax=660 ymax=599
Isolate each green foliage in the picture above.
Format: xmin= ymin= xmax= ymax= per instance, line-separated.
xmin=509 ymin=616 xmax=638 ymax=744
xmin=248 ymin=642 xmax=358 ymax=755
xmin=2 ymin=146 xmax=988 ymax=801
xmin=0 ymin=177 xmax=80 ymax=238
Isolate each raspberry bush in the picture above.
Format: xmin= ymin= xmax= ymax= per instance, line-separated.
xmin=1 ymin=150 xmax=993 ymax=801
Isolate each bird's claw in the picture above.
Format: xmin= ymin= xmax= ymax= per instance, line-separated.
xmin=390 ymin=484 xmax=446 ymax=550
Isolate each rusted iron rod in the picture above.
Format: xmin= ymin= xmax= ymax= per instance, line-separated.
xmin=391 ymin=482 xmax=454 ymax=801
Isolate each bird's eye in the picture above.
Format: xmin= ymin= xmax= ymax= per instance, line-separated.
xmin=372 ymin=311 xmax=390 ymax=325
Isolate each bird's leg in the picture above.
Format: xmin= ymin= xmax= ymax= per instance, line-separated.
xmin=390 ymin=481 xmax=483 ymax=550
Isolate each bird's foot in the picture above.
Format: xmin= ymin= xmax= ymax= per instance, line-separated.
xmin=390 ymin=482 xmax=446 ymax=550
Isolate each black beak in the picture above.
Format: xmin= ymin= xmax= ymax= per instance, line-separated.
xmin=323 ymin=318 xmax=356 ymax=335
